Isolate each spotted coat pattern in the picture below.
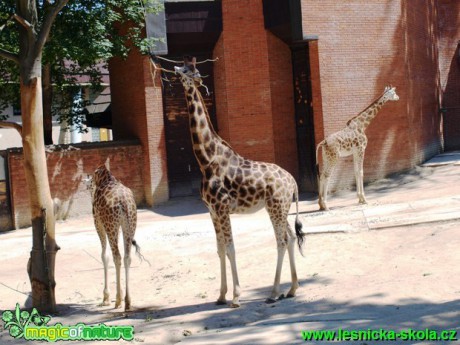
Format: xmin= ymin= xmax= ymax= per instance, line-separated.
xmin=316 ymin=86 xmax=400 ymax=211
xmin=91 ymin=165 xmax=137 ymax=311
xmin=174 ymin=56 xmax=305 ymax=307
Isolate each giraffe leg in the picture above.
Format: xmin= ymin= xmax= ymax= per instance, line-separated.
xmin=319 ymin=156 xmax=337 ymax=211
xmin=107 ymin=227 xmax=122 ymax=309
xmin=123 ymin=233 xmax=132 ymax=311
xmin=123 ymin=254 xmax=132 ymax=310
xmin=286 ymin=225 xmax=300 ymax=298
xmin=122 ymin=210 xmax=137 ymax=312
xmin=226 ymin=241 xmax=241 ymax=308
xmin=211 ymin=211 xmax=241 ymax=307
xmin=95 ymin=219 xmax=110 ymax=306
xmin=216 ymin=241 xmax=228 ymax=305
xmin=354 ymin=151 xmax=367 ymax=205
xmin=318 ymin=173 xmax=325 ymax=210
xmin=211 ymin=212 xmax=228 ymax=305
xmin=267 ymin=205 xmax=298 ymax=302
xmin=318 ymin=172 xmax=328 ymax=211
xmin=101 ymin=245 xmax=111 ymax=306
xmin=267 ymin=244 xmax=287 ymax=303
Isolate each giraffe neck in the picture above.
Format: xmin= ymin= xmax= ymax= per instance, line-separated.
xmin=183 ymin=84 xmax=230 ymax=167
xmin=347 ymin=94 xmax=389 ymax=130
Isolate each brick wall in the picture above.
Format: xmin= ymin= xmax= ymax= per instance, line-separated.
xmin=213 ymin=0 xmax=299 ymax=177
xmin=213 ymin=0 xmax=276 ymax=164
xmin=7 ymin=141 xmax=144 ymax=229
xmin=301 ymin=0 xmax=443 ymax=192
xmin=104 ymin=0 xmax=455 ymax=201
xmin=109 ymin=52 xmax=169 ymax=206
xmin=437 ymin=0 xmax=460 ymax=150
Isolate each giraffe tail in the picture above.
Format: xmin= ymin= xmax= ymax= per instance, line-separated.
xmin=294 ymin=184 xmax=306 ymax=256
xmin=132 ymin=240 xmax=151 ymax=267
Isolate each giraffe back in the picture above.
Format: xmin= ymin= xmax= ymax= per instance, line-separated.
xmin=91 ymin=165 xmax=137 ymax=233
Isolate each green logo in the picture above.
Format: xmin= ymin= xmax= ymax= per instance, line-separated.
xmin=2 ymin=304 xmax=134 ymax=342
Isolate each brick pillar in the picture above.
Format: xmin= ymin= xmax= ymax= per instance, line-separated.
xmin=213 ymin=0 xmax=300 ymax=177
xmin=109 ymin=52 xmax=169 ymax=206
xmin=213 ymin=0 xmax=276 ymax=163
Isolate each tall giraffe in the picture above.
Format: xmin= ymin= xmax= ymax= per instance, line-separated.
xmin=174 ymin=56 xmax=305 ymax=307
xmin=88 ymin=165 xmax=144 ymax=311
xmin=316 ymin=86 xmax=399 ymax=211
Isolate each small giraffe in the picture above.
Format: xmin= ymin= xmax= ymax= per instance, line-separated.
xmin=88 ymin=165 xmax=143 ymax=311
xmin=316 ymin=86 xmax=399 ymax=211
xmin=174 ymin=56 xmax=305 ymax=307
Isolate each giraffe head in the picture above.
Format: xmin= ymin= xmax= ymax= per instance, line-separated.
xmin=93 ymin=165 xmax=113 ymax=186
xmin=174 ymin=55 xmax=202 ymax=88
xmin=382 ymin=85 xmax=399 ymax=102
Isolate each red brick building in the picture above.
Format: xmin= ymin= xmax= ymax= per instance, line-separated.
xmin=109 ymin=0 xmax=460 ymax=205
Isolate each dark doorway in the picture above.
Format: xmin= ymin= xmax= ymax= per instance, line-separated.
xmin=442 ymin=43 xmax=460 ymax=151
xmin=291 ymin=44 xmax=317 ymax=192
xmin=0 ymin=150 xmax=12 ymax=230
xmin=162 ymin=53 xmax=218 ymax=197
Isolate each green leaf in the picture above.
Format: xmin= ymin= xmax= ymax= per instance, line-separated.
xmin=0 ymin=0 xmax=163 ymax=129
xmin=14 ymin=304 xmax=20 ymax=325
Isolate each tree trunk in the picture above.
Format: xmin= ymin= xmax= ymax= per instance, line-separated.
xmin=21 ymin=77 xmax=59 ymax=313
xmin=42 ymin=64 xmax=53 ymax=145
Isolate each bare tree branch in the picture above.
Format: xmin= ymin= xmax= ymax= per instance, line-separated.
xmin=36 ymin=0 xmax=69 ymax=55
xmin=13 ymin=13 xmax=33 ymax=31
xmin=0 ymin=48 xmax=19 ymax=64
xmin=0 ymin=121 xmax=23 ymax=136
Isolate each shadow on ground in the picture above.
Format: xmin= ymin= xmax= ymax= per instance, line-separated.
xmin=146 ymin=196 xmax=208 ymax=217
xmin=52 ymin=278 xmax=460 ymax=342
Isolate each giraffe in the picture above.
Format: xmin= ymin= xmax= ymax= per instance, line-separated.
xmin=87 ymin=165 xmax=143 ymax=311
xmin=316 ymin=86 xmax=400 ymax=211
xmin=173 ymin=56 xmax=305 ymax=308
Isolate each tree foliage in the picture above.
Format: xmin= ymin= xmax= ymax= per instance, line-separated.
xmin=0 ymin=0 xmax=162 ymax=130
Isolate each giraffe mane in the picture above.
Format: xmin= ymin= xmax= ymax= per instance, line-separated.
xmin=346 ymin=86 xmax=392 ymax=126
xmin=194 ymin=83 xmax=235 ymax=152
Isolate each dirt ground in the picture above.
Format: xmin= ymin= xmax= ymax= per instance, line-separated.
xmin=1 ymin=158 xmax=460 ymax=344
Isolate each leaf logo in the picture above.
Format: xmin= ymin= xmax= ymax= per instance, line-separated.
xmin=2 ymin=303 xmax=50 ymax=339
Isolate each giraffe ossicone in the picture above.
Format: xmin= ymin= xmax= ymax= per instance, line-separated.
xmin=174 ymin=55 xmax=306 ymax=308
xmin=316 ymin=86 xmax=400 ymax=211
xmin=89 ymin=164 xmax=145 ymax=311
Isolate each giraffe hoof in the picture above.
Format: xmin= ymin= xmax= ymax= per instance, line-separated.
xmin=265 ymin=298 xmax=277 ymax=304
xmin=216 ymin=299 xmax=227 ymax=306
xmin=230 ymin=302 xmax=240 ymax=308
xmin=286 ymin=293 xmax=295 ymax=298
xmin=98 ymin=301 xmax=110 ymax=307
xmin=277 ymin=294 xmax=286 ymax=301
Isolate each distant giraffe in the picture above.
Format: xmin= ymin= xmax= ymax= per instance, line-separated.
xmin=87 ymin=165 xmax=144 ymax=311
xmin=174 ymin=56 xmax=305 ymax=307
xmin=316 ymin=86 xmax=400 ymax=211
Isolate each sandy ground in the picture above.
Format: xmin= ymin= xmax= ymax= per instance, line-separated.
xmin=1 ymin=155 xmax=460 ymax=344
